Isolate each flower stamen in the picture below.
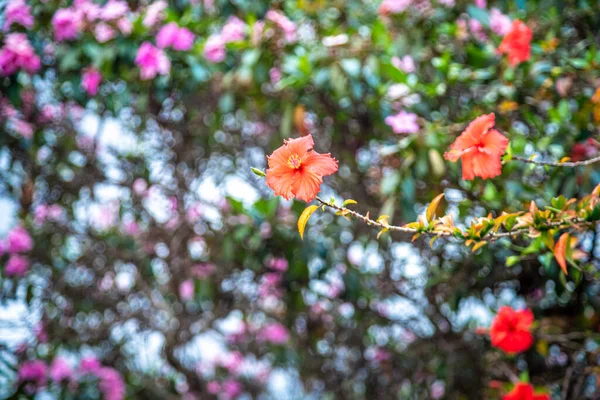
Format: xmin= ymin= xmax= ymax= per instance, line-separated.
xmin=287 ymin=154 xmax=302 ymax=169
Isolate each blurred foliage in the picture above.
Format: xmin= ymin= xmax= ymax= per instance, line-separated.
xmin=1 ymin=0 xmax=600 ymax=399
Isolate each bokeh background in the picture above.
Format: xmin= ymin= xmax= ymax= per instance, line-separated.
xmin=1 ymin=0 xmax=600 ymax=398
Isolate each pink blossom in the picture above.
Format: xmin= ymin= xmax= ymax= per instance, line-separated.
xmin=0 ymin=33 xmax=41 ymax=76
xmin=391 ymin=55 xmax=416 ymax=73
xmin=52 ymin=8 xmax=82 ymax=42
xmin=385 ymin=110 xmax=419 ymax=134
xmin=7 ymin=225 xmax=33 ymax=253
xmin=143 ymin=1 xmax=167 ymax=27
xmin=221 ymin=17 xmax=246 ymax=43
xmin=135 ymin=42 xmax=170 ymax=80
xmin=258 ymin=272 xmax=283 ymax=298
xmin=79 ymin=357 xmax=102 ymax=374
xmin=489 ymin=8 xmax=512 ymax=36
xmin=431 ymin=381 xmax=446 ymax=399
xmin=74 ymin=0 xmax=102 ymax=22
xmin=268 ymin=257 xmax=288 ymax=272
xmin=186 ymin=203 xmax=203 ymax=222
xmin=157 ymin=23 xmax=195 ymax=51
xmin=257 ymin=323 xmax=290 ymax=344
xmin=18 ymin=360 xmax=47 ymax=388
xmin=374 ymin=348 xmax=391 ymax=362
xmin=474 ymin=0 xmax=486 ymax=7
xmin=117 ymin=17 xmax=132 ymax=35
xmin=207 ymin=381 xmax=221 ymax=394
xmin=94 ymin=22 xmax=116 ymax=43
xmin=179 ymin=279 xmax=195 ymax=301
xmin=378 ymin=0 xmax=412 ymax=15
xmin=220 ymin=351 xmax=244 ymax=374
xmin=96 ymin=367 xmax=125 ymax=400
xmin=265 ymin=10 xmax=296 ymax=42
xmin=9 ymin=118 xmax=34 ymax=139
xmin=192 ymin=263 xmax=215 ymax=279
xmin=469 ymin=19 xmax=487 ymax=41
xmin=4 ymin=0 xmax=34 ymax=31
xmin=34 ymin=323 xmax=48 ymax=343
xmin=34 ymin=204 xmax=64 ymax=224
xmin=82 ymin=67 xmax=102 ymax=96
xmin=122 ymin=221 xmax=140 ymax=236
xmin=40 ymin=104 xmax=63 ymax=122
xmin=222 ymin=379 xmax=243 ymax=399
xmin=5 ymin=254 xmax=29 ymax=276
xmin=50 ymin=358 xmax=73 ymax=382
xmin=101 ymin=0 xmax=129 ymax=21
xmin=203 ymin=0 xmax=215 ymax=12
xmin=0 ymin=100 xmax=17 ymax=118
xmin=132 ymin=178 xmax=148 ymax=195
xmin=252 ymin=21 xmax=265 ymax=45
xmin=203 ymin=34 xmax=226 ymax=63
xmin=156 ymin=23 xmax=179 ymax=48
xmin=269 ymin=67 xmax=281 ymax=84
xmin=438 ymin=0 xmax=455 ymax=6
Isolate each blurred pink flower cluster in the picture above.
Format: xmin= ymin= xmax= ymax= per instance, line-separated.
xmin=3 ymin=0 xmax=34 ymax=31
xmin=157 ymin=22 xmax=195 ymax=51
xmin=51 ymin=0 xmax=133 ymax=43
xmin=18 ymin=356 xmax=125 ymax=399
xmin=0 ymin=33 xmax=40 ymax=76
xmin=2 ymin=225 xmax=33 ymax=277
xmin=203 ymin=17 xmax=247 ymax=63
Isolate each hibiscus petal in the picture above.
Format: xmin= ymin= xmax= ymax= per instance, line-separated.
xmin=266 ymin=166 xmax=297 ymax=200
xmin=472 ymin=151 xmax=503 ymax=180
xmin=303 ymin=151 xmax=338 ymax=176
xmin=284 ymin=135 xmax=314 ymax=159
xmin=267 ymin=145 xmax=292 ymax=169
xmin=460 ymin=151 xmax=477 ymax=180
xmin=449 ymin=113 xmax=496 ymax=153
xmin=291 ymin=169 xmax=323 ymax=203
xmin=481 ymin=128 xmax=509 ymax=156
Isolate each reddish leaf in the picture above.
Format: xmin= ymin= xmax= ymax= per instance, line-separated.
xmin=554 ymin=233 xmax=569 ymax=275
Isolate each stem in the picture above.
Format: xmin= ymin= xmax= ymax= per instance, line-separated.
xmin=512 ymin=154 xmax=600 ymax=167
xmin=315 ymin=197 xmax=597 ymax=242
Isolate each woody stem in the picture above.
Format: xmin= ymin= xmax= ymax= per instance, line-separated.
xmin=511 ymin=154 xmax=600 ymax=167
xmin=315 ymin=197 xmax=597 ymax=242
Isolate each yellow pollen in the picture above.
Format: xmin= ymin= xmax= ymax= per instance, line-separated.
xmin=287 ymin=154 xmax=302 ymax=169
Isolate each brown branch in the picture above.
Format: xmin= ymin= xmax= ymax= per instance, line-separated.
xmin=512 ymin=154 xmax=600 ymax=167
xmin=315 ymin=197 xmax=597 ymax=242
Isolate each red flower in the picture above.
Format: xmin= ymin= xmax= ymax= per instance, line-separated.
xmin=266 ymin=135 xmax=338 ymax=202
xmin=444 ymin=113 xmax=509 ymax=180
xmin=503 ymin=382 xmax=550 ymax=400
xmin=498 ymin=20 xmax=532 ymax=66
xmin=490 ymin=306 xmax=534 ymax=353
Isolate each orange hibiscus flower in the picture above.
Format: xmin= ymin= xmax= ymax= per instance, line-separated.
xmin=490 ymin=306 xmax=534 ymax=354
xmin=266 ymin=135 xmax=338 ymax=202
xmin=444 ymin=113 xmax=509 ymax=180
xmin=503 ymin=382 xmax=550 ymax=400
xmin=498 ymin=20 xmax=533 ymax=66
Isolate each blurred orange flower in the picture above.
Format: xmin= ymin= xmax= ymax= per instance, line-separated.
xmin=266 ymin=135 xmax=338 ymax=202
xmin=503 ymin=382 xmax=550 ymax=400
xmin=490 ymin=306 xmax=534 ymax=354
xmin=444 ymin=113 xmax=509 ymax=180
xmin=498 ymin=20 xmax=533 ymax=66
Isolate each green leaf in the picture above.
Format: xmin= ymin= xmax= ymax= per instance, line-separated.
xmin=342 ymin=199 xmax=357 ymax=207
xmin=251 ymin=167 xmax=266 ymax=177
xmin=426 ymin=193 xmax=445 ymax=222
xmin=298 ymin=205 xmax=319 ymax=240
xmin=506 ymin=256 xmax=520 ymax=267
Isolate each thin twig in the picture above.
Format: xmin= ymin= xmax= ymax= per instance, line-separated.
xmin=315 ymin=196 xmax=597 ymax=242
xmin=512 ymin=155 xmax=600 ymax=167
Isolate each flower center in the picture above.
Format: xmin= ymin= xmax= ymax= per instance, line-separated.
xmin=287 ymin=154 xmax=302 ymax=169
